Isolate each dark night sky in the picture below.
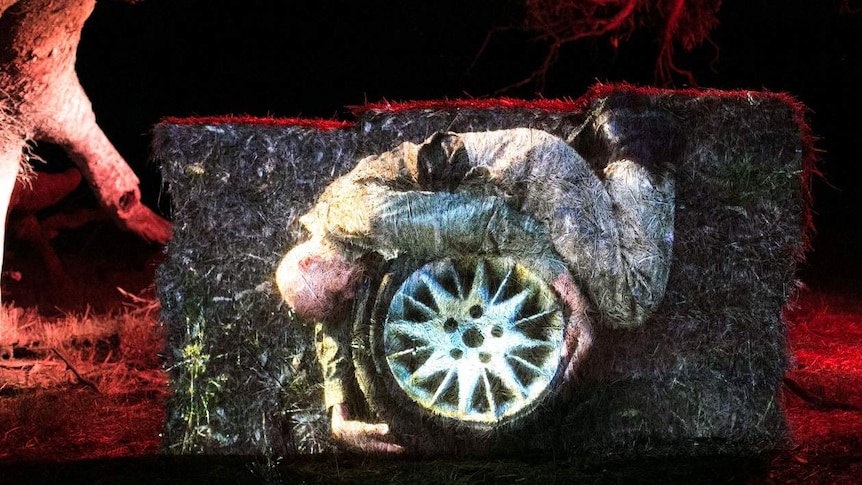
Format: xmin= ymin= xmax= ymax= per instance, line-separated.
xmin=73 ymin=0 xmax=862 ymax=276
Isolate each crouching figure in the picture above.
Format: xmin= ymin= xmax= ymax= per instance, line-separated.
xmin=276 ymin=123 xmax=675 ymax=453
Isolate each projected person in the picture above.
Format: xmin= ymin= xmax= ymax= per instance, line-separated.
xmin=277 ymin=117 xmax=676 ymax=452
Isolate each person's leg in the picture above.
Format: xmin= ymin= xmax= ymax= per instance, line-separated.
xmin=602 ymin=159 xmax=675 ymax=326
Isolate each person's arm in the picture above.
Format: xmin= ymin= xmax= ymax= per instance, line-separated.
xmin=312 ymin=317 xmax=404 ymax=453
xmin=300 ymin=143 xmax=564 ymax=276
xmin=313 ymin=318 xmax=349 ymax=411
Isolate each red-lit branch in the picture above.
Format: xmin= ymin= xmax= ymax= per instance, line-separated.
xmin=487 ymin=0 xmax=721 ymax=91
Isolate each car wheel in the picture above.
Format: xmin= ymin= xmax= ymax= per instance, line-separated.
xmin=353 ymin=256 xmax=591 ymax=451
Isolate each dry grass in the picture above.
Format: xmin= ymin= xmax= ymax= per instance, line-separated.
xmin=783 ymin=287 xmax=862 ymax=470
xmin=0 ymin=292 xmax=167 ymax=463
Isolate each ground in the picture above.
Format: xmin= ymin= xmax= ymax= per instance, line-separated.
xmin=0 ymin=223 xmax=860 ymax=484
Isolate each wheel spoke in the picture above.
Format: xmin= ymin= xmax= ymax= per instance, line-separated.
xmin=495 ymin=360 xmax=529 ymax=399
xmin=487 ymin=288 xmax=532 ymax=324
xmin=469 ymin=259 xmax=490 ymax=303
xmin=443 ymin=262 xmax=465 ymax=298
xmin=401 ymin=294 xmax=436 ymax=321
xmin=482 ymin=370 xmax=497 ymax=417
xmin=512 ymin=309 xmax=557 ymax=329
xmin=429 ymin=368 xmax=457 ymax=406
xmin=420 ymin=272 xmax=458 ymax=310
xmin=387 ymin=345 xmax=432 ymax=360
xmin=490 ymin=266 xmax=515 ymax=305
xmin=387 ymin=320 xmax=434 ymax=346
xmin=457 ymin=363 xmax=481 ymax=415
xmin=510 ymin=338 xmax=556 ymax=352
xmin=410 ymin=350 xmax=452 ymax=384
xmin=507 ymin=354 xmax=550 ymax=379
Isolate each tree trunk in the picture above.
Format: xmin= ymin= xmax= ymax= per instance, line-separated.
xmin=0 ymin=0 xmax=170 ymax=308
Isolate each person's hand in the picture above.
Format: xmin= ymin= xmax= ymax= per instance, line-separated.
xmin=330 ymin=404 xmax=404 ymax=454
xmin=552 ymin=271 xmax=587 ymax=317
xmin=552 ymin=271 xmax=593 ymax=381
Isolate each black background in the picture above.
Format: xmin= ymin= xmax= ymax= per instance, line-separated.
xmin=75 ymin=0 xmax=862 ymax=279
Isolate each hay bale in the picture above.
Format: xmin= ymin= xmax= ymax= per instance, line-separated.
xmin=153 ymin=86 xmax=814 ymax=457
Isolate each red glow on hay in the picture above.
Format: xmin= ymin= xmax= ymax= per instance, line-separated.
xmin=354 ymin=84 xmax=809 ymax=116
xmin=159 ymin=115 xmax=353 ymax=131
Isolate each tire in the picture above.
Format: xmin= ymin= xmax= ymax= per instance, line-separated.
xmin=352 ymin=255 xmax=591 ymax=452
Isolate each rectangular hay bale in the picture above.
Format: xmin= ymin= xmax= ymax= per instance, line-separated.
xmin=153 ymin=85 xmax=814 ymax=457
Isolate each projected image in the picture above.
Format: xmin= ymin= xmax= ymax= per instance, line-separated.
xmin=277 ymin=123 xmax=675 ymax=452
